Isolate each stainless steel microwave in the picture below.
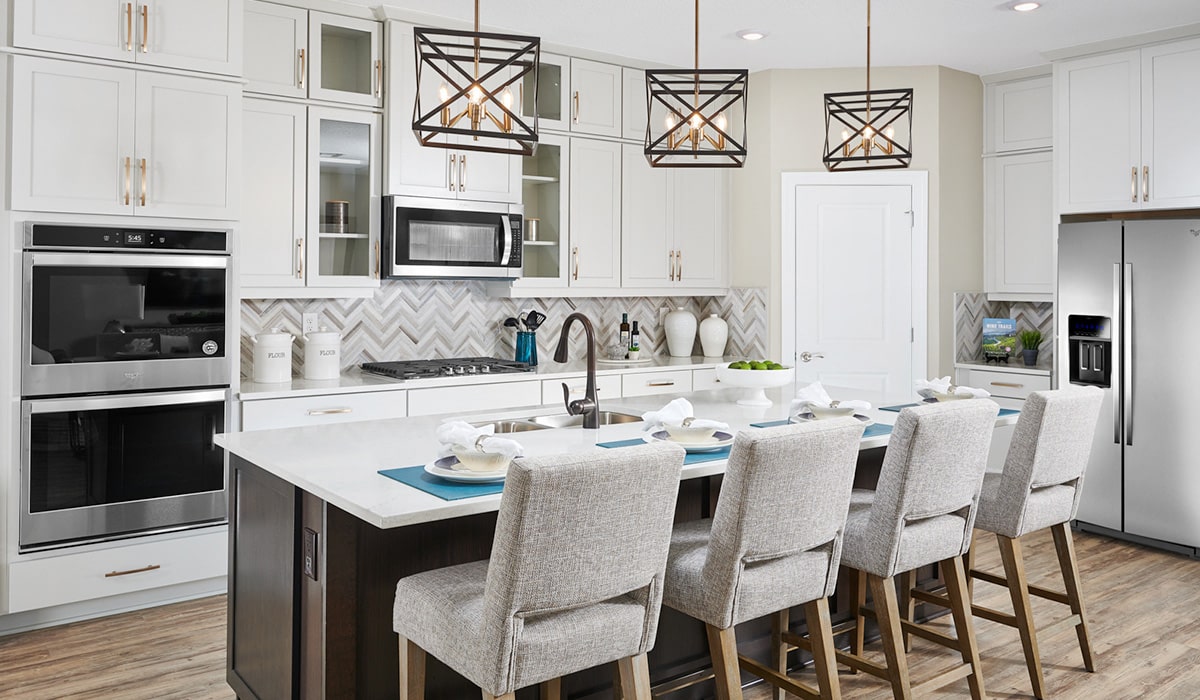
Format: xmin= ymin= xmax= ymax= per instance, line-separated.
xmin=382 ymin=196 xmax=523 ymax=279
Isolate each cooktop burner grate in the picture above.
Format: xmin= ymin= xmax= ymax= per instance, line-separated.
xmin=360 ymin=357 xmax=536 ymax=381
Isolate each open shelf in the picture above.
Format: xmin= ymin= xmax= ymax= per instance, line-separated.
xmin=522 ymin=174 xmax=559 ymax=184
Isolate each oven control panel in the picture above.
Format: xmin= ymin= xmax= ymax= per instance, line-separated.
xmin=27 ymin=224 xmax=228 ymax=252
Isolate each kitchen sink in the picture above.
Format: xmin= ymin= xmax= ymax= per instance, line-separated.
xmin=469 ymin=419 xmax=549 ymax=433
xmin=527 ymin=411 xmax=643 ymax=429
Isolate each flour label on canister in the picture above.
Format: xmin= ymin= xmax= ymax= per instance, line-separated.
xmin=319 ymin=349 xmax=337 ymax=357
xmin=202 ymin=340 xmax=219 ymax=355
xmin=268 ymin=352 xmax=285 ymax=359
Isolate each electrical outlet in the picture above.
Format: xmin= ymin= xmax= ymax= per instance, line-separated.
xmin=302 ymin=312 xmax=319 ymax=334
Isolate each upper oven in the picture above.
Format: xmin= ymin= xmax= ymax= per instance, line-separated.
xmin=22 ymin=224 xmax=231 ymax=397
xmin=382 ymin=195 xmax=523 ymax=279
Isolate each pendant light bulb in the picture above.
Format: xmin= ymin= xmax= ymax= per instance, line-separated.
xmin=690 ymin=113 xmax=703 ymax=129
xmin=715 ymin=112 xmax=727 ymax=130
xmin=439 ymin=83 xmax=450 ymax=101
xmin=468 ymin=84 xmax=484 ymax=105
xmin=501 ymin=88 xmax=513 ymax=108
xmin=885 ymin=126 xmax=895 ymax=139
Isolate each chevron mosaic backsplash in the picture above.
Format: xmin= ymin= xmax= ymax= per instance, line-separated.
xmin=954 ymin=292 xmax=1055 ymax=366
xmin=240 ymin=282 xmax=768 ymax=378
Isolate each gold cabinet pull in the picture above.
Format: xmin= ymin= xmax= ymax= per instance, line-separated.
xmin=459 ymin=154 xmax=466 ymax=192
xmin=573 ymin=91 xmax=580 ymax=123
xmin=374 ymin=240 xmax=380 ymax=278
xmin=668 ymin=250 xmax=675 ymax=281
xmin=105 ymin=564 xmax=160 ymax=578
xmin=572 ymin=246 xmax=579 ymax=281
xmin=296 ymin=238 xmax=304 ymax=278
xmin=375 ymin=59 xmax=382 ymax=98
xmin=1143 ymin=165 xmax=1150 ymax=202
xmin=123 ymin=157 xmax=131 ymax=205
xmin=298 ymin=48 xmax=305 ymax=89
xmin=448 ymin=154 xmax=456 ymax=191
xmin=306 ymin=407 xmax=352 ymax=416
xmin=1131 ymin=166 xmax=1137 ymax=203
xmin=140 ymin=4 xmax=148 ymax=53
xmin=647 ymin=381 xmax=675 ymax=387
xmin=676 ymin=249 xmax=682 ymax=281
xmin=139 ymin=158 xmax=147 ymax=206
xmin=125 ymin=3 xmax=133 ymax=51
xmin=990 ymin=381 xmax=1024 ymax=388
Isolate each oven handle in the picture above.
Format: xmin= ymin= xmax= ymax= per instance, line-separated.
xmin=25 ymin=388 xmax=228 ymax=415
xmin=26 ymin=251 xmax=229 ymax=269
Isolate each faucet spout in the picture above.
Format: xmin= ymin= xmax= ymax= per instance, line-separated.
xmin=553 ymin=312 xmax=599 ymax=429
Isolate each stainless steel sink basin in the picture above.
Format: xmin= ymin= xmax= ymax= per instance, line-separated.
xmin=469 ymin=419 xmax=549 ymax=433
xmin=528 ymin=411 xmax=644 ymax=429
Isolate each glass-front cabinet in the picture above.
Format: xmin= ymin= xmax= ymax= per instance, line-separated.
xmin=515 ymin=132 xmax=569 ymax=288
xmin=308 ymin=107 xmax=381 ymax=288
xmin=309 ymin=11 xmax=382 ymax=108
xmin=523 ymin=52 xmax=569 ymax=132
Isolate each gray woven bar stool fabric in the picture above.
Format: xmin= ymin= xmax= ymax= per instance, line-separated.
xmin=975 ymin=387 xmax=1104 ymax=539
xmin=842 ymin=400 xmax=1000 ymax=578
xmin=392 ymin=441 xmax=686 ymax=697
xmin=663 ymin=419 xmax=865 ymax=629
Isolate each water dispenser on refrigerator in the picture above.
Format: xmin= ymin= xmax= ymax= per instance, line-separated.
xmin=1068 ymin=314 xmax=1111 ymax=387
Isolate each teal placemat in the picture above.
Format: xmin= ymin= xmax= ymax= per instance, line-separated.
xmin=749 ymin=420 xmax=894 ymax=439
xmin=881 ymin=403 xmax=1020 ymax=418
xmin=378 ymin=465 xmax=505 ymax=500
xmin=596 ymin=438 xmax=731 ymax=465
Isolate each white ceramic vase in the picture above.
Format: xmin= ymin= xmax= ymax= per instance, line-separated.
xmin=664 ymin=307 xmax=697 ymax=357
xmin=698 ymin=314 xmax=729 ymax=358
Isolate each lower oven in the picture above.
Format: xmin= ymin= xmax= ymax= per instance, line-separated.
xmin=20 ymin=388 xmax=229 ymax=552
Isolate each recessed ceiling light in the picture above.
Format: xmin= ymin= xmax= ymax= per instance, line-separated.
xmin=737 ymin=29 xmax=767 ymax=41
xmin=1012 ymin=1 xmax=1041 ymax=11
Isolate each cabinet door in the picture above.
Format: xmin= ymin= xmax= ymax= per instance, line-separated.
xmin=138 ymin=0 xmax=242 ymax=75
xmin=570 ymin=59 xmax=622 ymax=138
xmin=524 ymin=52 xmax=571 ymax=133
xmin=1055 ymin=51 xmax=1141 ymax=214
xmin=13 ymin=0 xmax=131 ymax=62
xmin=514 ymin=132 xmax=570 ymax=288
xmin=620 ymin=144 xmax=672 ymax=288
xmin=1141 ymin=38 xmax=1200 ymax=210
xmin=622 ymin=67 xmax=648 ymax=141
xmin=11 ymin=57 xmax=135 ymax=216
xmin=308 ymin=11 xmax=382 ymax=108
xmin=244 ymin=0 xmax=307 ymax=98
xmin=241 ymin=99 xmax=307 ymax=289
xmin=988 ymin=76 xmax=1052 ymax=153
xmin=985 ymin=152 xmax=1053 ymax=296
xmin=134 ymin=72 xmax=240 ymax=220
xmin=307 ymin=107 xmax=381 ymax=288
xmin=672 ymin=167 xmax=726 ymax=289
xmin=569 ymin=139 xmax=622 ymax=288
xmin=384 ymin=22 xmax=453 ymax=197
xmin=455 ymin=145 xmax=521 ymax=203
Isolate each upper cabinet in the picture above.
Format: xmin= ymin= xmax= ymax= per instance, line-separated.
xmin=622 ymin=67 xmax=647 ymax=142
xmin=523 ymin=52 xmax=570 ymax=133
xmin=987 ymin=75 xmax=1051 ymax=153
xmin=569 ymin=59 xmax=622 ymax=138
xmin=10 ymin=55 xmax=239 ymax=220
xmin=244 ymin=1 xmax=382 ymax=108
xmin=1056 ymin=37 xmax=1200 ymax=213
xmin=13 ymin=0 xmax=243 ymax=76
xmin=568 ymin=139 xmax=622 ymax=288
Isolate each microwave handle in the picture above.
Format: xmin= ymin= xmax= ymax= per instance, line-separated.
xmin=500 ymin=216 xmax=513 ymax=265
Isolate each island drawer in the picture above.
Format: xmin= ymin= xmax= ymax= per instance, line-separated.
xmin=408 ymin=381 xmax=541 ymax=416
xmin=8 ymin=528 xmax=227 ymax=613
xmin=541 ymin=375 xmax=622 ymax=405
xmin=622 ymin=369 xmax=694 ymax=397
xmin=693 ymin=368 xmax=721 ymax=391
xmin=241 ymin=390 xmax=408 ymax=431
xmin=962 ymin=369 xmax=1051 ymax=400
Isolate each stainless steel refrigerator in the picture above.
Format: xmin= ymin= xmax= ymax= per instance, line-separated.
xmin=1059 ymin=218 xmax=1200 ymax=554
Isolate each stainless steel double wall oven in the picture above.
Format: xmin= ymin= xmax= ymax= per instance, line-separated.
xmin=19 ymin=223 xmax=232 ymax=551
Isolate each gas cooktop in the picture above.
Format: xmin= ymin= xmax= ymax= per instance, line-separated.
xmin=360 ymin=357 xmax=536 ymax=381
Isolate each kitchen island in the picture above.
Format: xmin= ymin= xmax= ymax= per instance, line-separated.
xmin=216 ymin=383 xmax=1016 ymax=699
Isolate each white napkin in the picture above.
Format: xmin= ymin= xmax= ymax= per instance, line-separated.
xmin=641 ymin=398 xmax=729 ymax=432
xmin=435 ymin=420 xmax=525 ymax=459
xmin=789 ymin=381 xmax=872 ymax=415
xmin=915 ymin=377 xmax=991 ymax=399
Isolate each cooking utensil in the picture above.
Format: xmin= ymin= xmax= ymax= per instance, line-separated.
xmin=525 ymin=310 xmax=546 ymax=331
xmin=518 ymin=312 xmax=529 ymax=331
xmin=503 ymin=317 xmax=520 ymax=330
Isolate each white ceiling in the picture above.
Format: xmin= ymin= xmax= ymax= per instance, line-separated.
xmin=361 ymin=0 xmax=1200 ymax=76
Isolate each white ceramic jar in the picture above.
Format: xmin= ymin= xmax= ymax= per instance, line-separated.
xmin=699 ymin=314 xmax=729 ymax=357
xmin=251 ymin=328 xmax=294 ymax=383
xmin=664 ymin=307 xmax=697 ymax=357
xmin=303 ymin=328 xmax=342 ymax=380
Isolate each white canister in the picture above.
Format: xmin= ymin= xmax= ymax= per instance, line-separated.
xmin=303 ymin=327 xmax=342 ymax=380
xmin=699 ymin=314 xmax=729 ymax=358
xmin=664 ymin=307 xmax=698 ymax=357
xmin=251 ymin=328 xmax=294 ymax=383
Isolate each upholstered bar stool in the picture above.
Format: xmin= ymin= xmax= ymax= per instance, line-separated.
xmin=827 ymin=400 xmax=999 ymax=700
xmin=660 ymin=419 xmax=865 ymax=700
xmin=909 ymin=387 xmax=1104 ymax=699
xmin=392 ymin=441 xmax=686 ymax=700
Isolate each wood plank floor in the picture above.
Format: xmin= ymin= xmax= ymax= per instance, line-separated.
xmin=0 ymin=529 xmax=1196 ymax=699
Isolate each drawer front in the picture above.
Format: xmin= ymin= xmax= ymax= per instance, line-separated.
xmin=241 ymin=391 xmax=407 ymax=431
xmin=964 ymin=369 xmax=1051 ymax=400
xmin=541 ymin=375 xmax=622 ymax=405
xmin=8 ymin=529 xmax=227 ymax=613
xmin=622 ymin=370 xmax=694 ymax=398
xmin=408 ymin=381 xmax=541 ymax=417
xmin=692 ymin=368 xmax=720 ymax=391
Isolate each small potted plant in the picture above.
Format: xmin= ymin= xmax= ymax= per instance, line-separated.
xmin=1018 ymin=328 xmax=1043 ymax=367
xmin=627 ymin=341 xmax=641 ymax=361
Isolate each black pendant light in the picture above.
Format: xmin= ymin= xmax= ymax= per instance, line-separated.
xmin=412 ymin=0 xmax=540 ymax=156
xmin=822 ymin=0 xmax=913 ymax=171
xmin=644 ymin=0 xmax=748 ymax=168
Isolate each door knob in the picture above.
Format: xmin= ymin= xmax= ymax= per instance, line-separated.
xmin=799 ymin=351 xmax=825 ymax=363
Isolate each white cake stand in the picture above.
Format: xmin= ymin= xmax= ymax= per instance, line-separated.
xmin=714 ymin=366 xmax=796 ymax=406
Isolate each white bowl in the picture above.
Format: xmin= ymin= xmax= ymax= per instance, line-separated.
xmin=450 ymin=444 xmax=512 ymax=473
xmin=930 ymin=391 xmax=971 ymax=402
xmin=714 ymin=365 xmax=796 ymax=406
xmin=808 ymin=404 xmax=857 ymax=419
xmin=664 ymin=423 xmax=718 ymax=443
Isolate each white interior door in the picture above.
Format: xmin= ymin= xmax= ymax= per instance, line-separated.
xmin=788 ymin=183 xmax=916 ymax=397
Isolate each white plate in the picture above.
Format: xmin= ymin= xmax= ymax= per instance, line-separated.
xmin=423 ymin=456 xmax=507 ymax=483
xmin=644 ymin=430 xmax=735 ymax=453
xmin=792 ymin=412 xmax=874 ymax=426
xmin=597 ymin=357 xmax=654 ymax=365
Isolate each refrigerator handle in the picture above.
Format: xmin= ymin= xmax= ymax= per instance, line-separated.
xmin=1113 ymin=263 xmax=1122 ymax=445
xmin=1124 ymin=262 xmax=1134 ymax=446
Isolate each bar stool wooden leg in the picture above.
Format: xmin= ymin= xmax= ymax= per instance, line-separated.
xmin=770 ymin=610 xmax=788 ymax=700
xmin=850 ymin=568 xmax=868 ymax=665
xmin=611 ymin=663 xmax=624 ymax=700
xmin=617 ymin=653 xmax=653 ymax=700
xmin=997 ymin=533 xmax=1046 ymax=698
xmin=1052 ymin=522 xmax=1096 ymax=672
xmin=540 ymin=677 xmax=562 ymax=700
xmin=706 ymin=624 xmax=744 ymax=700
xmin=868 ymin=573 xmax=913 ymax=700
xmin=898 ymin=569 xmax=918 ymax=652
xmin=482 ymin=692 xmax=515 ymax=700
xmin=398 ymin=636 xmax=426 ymax=700
xmin=942 ymin=555 xmax=987 ymax=700
xmin=804 ymin=598 xmax=843 ymax=700
xmin=964 ymin=543 xmax=977 ymax=597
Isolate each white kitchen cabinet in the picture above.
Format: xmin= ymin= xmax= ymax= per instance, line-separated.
xmin=984 ymin=151 xmax=1054 ymax=298
xmin=1056 ymin=37 xmax=1200 ymax=214
xmin=541 ymin=375 xmax=621 ymax=406
xmin=10 ymin=56 xmax=238 ymax=220
xmin=408 ymin=381 xmax=541 ymax=417
xmin=523 ymin=52 xmax=571 ymax=133
xmin=987 ymin=75 xmax=1052 ymax=153
xmin=570 ymin=58 xmax=622 ymax=138
xmin=622 ymin=67 xmax=647 ymax=141
xmin=621 ymin=369 xmax=693 ymax=398
xmin=244 ymin=0 xmax=307 ymax=98
xmin=241 ymin=390 xmax=406 ymax=430
xmin=13 ymin=0 xmax=242 ymax=76
xmin=514 ymin=132 xmax=570 ymax=288
xmin=241 ymin=99 xmax=307 ymax=289
xmin=568 ymin=138 xmax=622 ymax=288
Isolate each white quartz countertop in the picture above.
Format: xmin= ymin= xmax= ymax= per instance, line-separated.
xmin=954 ymin=360 xmax=1052 ymax=377
xmin=216 ymin=383 xmax=1019 ymax=530
xmin=239 ymin=355 xmax=732 ymax=400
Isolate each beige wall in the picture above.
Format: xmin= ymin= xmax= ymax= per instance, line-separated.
xmin=730 ymin=65 xmax=983 ymax=377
